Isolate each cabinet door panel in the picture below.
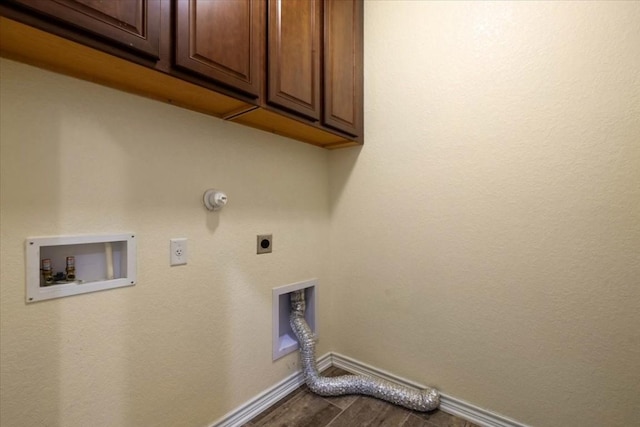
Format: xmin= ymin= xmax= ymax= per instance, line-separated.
xmin=7 ymin=0 xmax=160 ymax=58
xmin=267 ymin=0 xmax=320 ymax=120
xmin=175 ymin=0 xmax=261 ymax=97
xmin=323 ymin=0 xmax=363 ymax=136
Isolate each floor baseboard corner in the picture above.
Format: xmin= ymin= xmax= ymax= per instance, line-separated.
xmin=209 ymin=353 xmax=332 ymax=427
xmin=210 ymin=352 xmax=527 ymax=427
xmin=330 ymin=352 xmax=528 ymax=427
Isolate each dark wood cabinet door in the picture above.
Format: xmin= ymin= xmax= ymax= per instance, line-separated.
xmin=267 ymin=0 xmax=321 ymax=121
xmin=175 ymin=0 xmax=262 ymax=98
xmin=323 ymin=0 xmax=363 ymax=137
xmin=5 ymin=0 xmax=160 ymax=58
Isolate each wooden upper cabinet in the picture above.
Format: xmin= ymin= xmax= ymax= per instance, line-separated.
xmin=0 ymin=0 xmax=363 ymax=147
xmin=323 ymin=0 xmax=363 ymax=137
xmin=267 ymin=0 xmax=321 ymax=121
xmin=175 ymin=0 xmax=262 ymax=98
xmin=5 ymin=0 xmax=160 ymax=58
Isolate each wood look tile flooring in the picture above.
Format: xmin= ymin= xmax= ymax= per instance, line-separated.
xmin=244 ymin=367 xmax=479 ymax=427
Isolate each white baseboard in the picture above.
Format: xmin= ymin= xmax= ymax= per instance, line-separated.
xmin=331 ymin=353 xmax=528 ymax=427
xmin=210 ymin=352 xmax=527 ymax=427
xmin=209 ymin=353 xmax=332 ymax=427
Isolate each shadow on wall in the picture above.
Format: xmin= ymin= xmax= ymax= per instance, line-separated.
xmin=328 ymin=146 xmax=362 ymax=216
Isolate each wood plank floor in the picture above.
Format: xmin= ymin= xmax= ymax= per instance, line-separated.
xmin=243 ymin=367 xmax=479 ymax=427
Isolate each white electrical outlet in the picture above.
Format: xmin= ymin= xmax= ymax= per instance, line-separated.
xmin=170 ymin=238 xmax=188 ymax=266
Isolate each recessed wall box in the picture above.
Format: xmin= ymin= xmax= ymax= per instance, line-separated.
xmin=272 ymin=279 xmax=317 ymax=360
xmin=26 ymin=233 xmax=137 ymax=303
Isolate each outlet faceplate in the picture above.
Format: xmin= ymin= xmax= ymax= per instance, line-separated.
xmin=170 ymin=238 xmax=188 ymax=266
xmin=257 ymin=234 xmax=272 ymax=254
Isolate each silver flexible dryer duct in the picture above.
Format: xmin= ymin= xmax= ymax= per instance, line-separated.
xmin=289 ymin=290 xmax=440 ymax=412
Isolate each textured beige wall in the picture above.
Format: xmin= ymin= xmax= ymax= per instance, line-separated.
xmin=0 ymin=58 xmax=330 ymax=426
xmin=2 ymin=2 xmax=640 ymax=426
xmin=329 ymin=2 xmax=640 ymax=427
